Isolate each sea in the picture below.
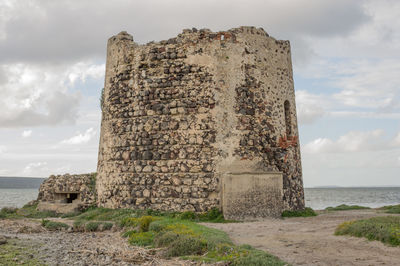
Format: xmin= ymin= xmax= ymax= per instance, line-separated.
xmin=0 ymin=177 xmax=45 ymax=209
xmin=0 ymin=177 xmax=399 ymax=210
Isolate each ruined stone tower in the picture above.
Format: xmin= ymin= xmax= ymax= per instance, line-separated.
xmin=97 ymin=27 xmax=304 ymax=219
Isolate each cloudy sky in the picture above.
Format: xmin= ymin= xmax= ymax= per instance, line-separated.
xmin=0 ymin=0 xmax=399 ymax=187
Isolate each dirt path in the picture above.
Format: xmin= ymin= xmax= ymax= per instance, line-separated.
xmin=205 ymin=210 xmax=400 ymax=266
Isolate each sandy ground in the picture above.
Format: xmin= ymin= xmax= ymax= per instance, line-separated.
xmin=205 ymin=209 xmax=400 ymax=266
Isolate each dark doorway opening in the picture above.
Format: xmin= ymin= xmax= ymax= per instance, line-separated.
xmin=67 ymin=193 xmax=79 ymax=203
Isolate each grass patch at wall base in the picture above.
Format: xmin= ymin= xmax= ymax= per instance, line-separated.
xmin=281 ymin=207 xmax=317 ymax=217
xmin=335 ymin=216 xmax=400 ymax=246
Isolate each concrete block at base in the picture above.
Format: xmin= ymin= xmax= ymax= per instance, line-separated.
xmin=222 ymin=172 xmax=283 ymax=220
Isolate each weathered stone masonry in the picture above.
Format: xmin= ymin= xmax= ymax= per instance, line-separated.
xmin=97 ymin=26 xmax=305 ymax=218
xmin=37 ymin=173 xmax=96 ymax=213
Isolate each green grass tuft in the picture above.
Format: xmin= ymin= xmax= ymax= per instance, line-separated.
xmin=281 ymin=207 xmax=317 ymax=217
xmin=127 ymin=231 xmax=155 ymax=246
xmin=102 ymin=222 xmax=113 ymax=230
xmin=41 ymin=219 xmax=69 ymax=231
xmin=335 ymin=216 xmax=400 ymax=246
xmin=138 ymin=215 xmax=158 ymax=232
xmin=325 ymin=204 xmax=370 ymax=211
xmin=381 ymin=204 xmax=400 ymax=214
xmin=148 ymin=220 xmax=166 ymax=232
xmin=165 ymin=234 xmax=207 ymax=257
xmin=154 ymin=231 xmax=180 ymax=247
xmin=178 ymin=208 xmax=232 ymax=223
xmin=85 ymin=221 xmax=101 ymax=231
xmin=233 ymin=248 xmax=287 ymax=266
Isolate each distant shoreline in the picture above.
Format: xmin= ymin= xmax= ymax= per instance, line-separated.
xmin=306 ymin=186 xmax=400 ymax=189
xmin=0 ymin=176 xmax=45 ymax=179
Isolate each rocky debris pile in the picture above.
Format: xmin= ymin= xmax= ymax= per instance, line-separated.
xmin=0 ymin=235 xmax=7 ymax=245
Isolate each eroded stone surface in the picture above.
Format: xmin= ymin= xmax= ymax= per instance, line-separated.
xmin=97 ymin=26 xmax=305 ymax=217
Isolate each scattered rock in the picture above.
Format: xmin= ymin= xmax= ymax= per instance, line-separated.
xmin=0 ymin=235 xmax=7 ymax=245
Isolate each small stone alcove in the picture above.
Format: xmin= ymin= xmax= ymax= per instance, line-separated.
xmin=54 ymin=192 xmax=80 ymax=204
xmin=284 ymin=100 xmax=292 ymax=136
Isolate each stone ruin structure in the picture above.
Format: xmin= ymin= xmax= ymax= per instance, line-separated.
xmin=37 ymin=173 xmax=96 ymax=214
xmin=97 ymin=26 xmax=305 ymax=219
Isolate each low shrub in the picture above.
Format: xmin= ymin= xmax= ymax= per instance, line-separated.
xmin=61 ymin=211 xmax=82 ymax=218
xmin=1 ymin=207 xmax=18 ymax=214
xmin=281 ymin=207 xmax=317 ymax=217
xmin=72 ymin=220 xmax=113 ymax=232
xmin=102 ymin=222 xmax=113 ymax=230
xmin=154 ymin=231 xmax=180 ymax=247
xmin=0 ymin=207 xmax=16 ymax=219
xmin=148 ymin=220 xmax=166 ymax=232
xmin=85 ymin=221 xmax=101 ymax=232
xmin=128 ymin=231 xmax=155 ymax=246
xmin=179 ymin=208 xmax=228 ymax=223
xmin=325 ymin=204 xmax=370 ymax=211
xmin=381 ymin=204 xmax=400 ymax=214
xmin=73 ymin=220 xmax=85 ymax=231
xmin=119 ymin=215 xmax=158 ymax=232
xmin=180 ymin=211 xmax=197 ymax=220
xmin=41 ymin=219 xmax=69 ymax=231
xmin=119 ymin=217 xmax=138 ymax=228
xmin=165 ymin=234 xmax=207 ymax=257
xmin=138 ymin=216 xmax=158 ymax=232
xmin=122 ymin=229 xmax=137 ymax=238
xmin=335 ymin=216 xmax=400 ymax=246
xmin=233 ymin=248 xmax=287 ymax=266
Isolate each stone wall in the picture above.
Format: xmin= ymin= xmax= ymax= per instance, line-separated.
xmin=97 ymin=26 xmax=305 ymax=217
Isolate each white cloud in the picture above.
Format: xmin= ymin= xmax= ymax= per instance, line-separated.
xmin=61 ymin=128 xmax=96 ymax=145
xmin=393 ymin=132 xmax=400 ymax=147
xmin=0 ymin=0 xmax=370 ymax=64
xmin=67 ymin=63 xmax=105 ymax=85
xmin=23 ymin=161 xmax=48 ymax=176
xmin=0 ymin=61 xmax=104 ymax=128
xmin=0 ymin=145 xmax=6 ymax=154
xmin=22 ymin=130 xmax=32 ymax=138
xmin=332 ymin=59 xmax=400 ymax=110
xmin=296 ymin=90 xmax=326 ymax=124
xmin=296 ymin=57 xmax=400 ymax=118
xmin=329 ymin=111 xmax=400 ymax=119
xmin=303 ymin=129 xmax=388 ymax=154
